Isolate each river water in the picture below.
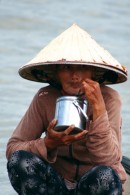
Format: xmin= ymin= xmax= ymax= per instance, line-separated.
xmin=0 ymin=0 xmax=130 ymax=194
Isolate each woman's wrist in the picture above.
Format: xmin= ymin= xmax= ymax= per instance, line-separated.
xmin=92 ymin=104 xmax=106 ymax=121
xmin=44 ymin=137 xmax=58 ymax=151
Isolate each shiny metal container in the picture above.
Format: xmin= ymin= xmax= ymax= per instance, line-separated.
xmin=54 ymin=96 xmax=88 ymax=134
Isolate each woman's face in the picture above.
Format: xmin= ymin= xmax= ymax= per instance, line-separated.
xmin=57 ymin=65 xmax=92 ymax=95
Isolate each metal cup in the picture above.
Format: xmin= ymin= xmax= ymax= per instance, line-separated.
xmin=54 ymin=96 xmax=88 ymax=134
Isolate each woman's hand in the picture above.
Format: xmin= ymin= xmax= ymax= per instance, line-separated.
xmin=81 ymin=79 xmax=106 ymax=121
xmin=44 ymin=119 xmax=88 ymax=151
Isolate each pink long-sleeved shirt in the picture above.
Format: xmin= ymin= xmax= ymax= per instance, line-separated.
xmin=6 ymin=85 xmax=127 ymax=184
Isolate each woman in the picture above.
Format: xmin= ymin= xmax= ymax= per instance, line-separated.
xmin=6 ymin=24 xmax=127 ymax=195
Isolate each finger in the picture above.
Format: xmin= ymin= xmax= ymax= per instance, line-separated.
xmin=83 ymin=78 xmax=97 ymax=84
xmin=81 ymin=82 xmax=94 ymax=98
xmin=74 ymin=130 xmax=88 ymax=139
xmin=65 ymin=130 xmax=88 ymax=145
xmin=47 ymin=118 xmax=57 ymax=132
xmin=82 ymin=80 xmax=100 ymax=95
xmin=64 ymin=125 xmax=75 ymax=135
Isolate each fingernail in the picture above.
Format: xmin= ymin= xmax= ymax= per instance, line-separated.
xmin=53 ymin=118 xmax=57 ymax=123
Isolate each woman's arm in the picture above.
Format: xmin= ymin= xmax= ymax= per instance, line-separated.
xmin=86 ymin=85 xmax=122 ymax=165
xmin=6 ymin=89 xmax=48 ymax=160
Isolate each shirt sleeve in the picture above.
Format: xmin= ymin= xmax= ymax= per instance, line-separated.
xmin=6 ymin=88 xmax=57 ymax=163
xmin=86 ymin=88 xmax=122 ymax=165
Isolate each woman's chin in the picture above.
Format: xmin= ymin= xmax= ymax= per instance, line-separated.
xmin=63 ymin=87 xmax=81 ymax=96
xmin=68 ymin=90 xmax=80 ymax=96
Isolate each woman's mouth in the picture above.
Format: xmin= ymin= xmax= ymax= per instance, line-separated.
xmin=70 ymin=82 xmax=81 ymax=88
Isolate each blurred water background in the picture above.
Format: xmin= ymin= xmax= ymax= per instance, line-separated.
xmin=0 ymin=0 xmax=130 ymax=194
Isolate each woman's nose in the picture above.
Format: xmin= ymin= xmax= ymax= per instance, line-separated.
xmin=71 ymin=70 xmax=82 ymax=81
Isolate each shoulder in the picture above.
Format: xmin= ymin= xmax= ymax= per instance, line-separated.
xmin=29 ymin=85 xmax=61 ymax=114
xmin=101 ymin=85 xmax=122 ymax=104
xmin=35 ymin=85 xmax=61 ymax=102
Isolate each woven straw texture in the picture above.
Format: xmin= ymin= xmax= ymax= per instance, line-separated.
xmin=19 ymin=24 xmax=127 ymax=84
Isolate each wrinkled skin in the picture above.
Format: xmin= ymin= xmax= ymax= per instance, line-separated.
xmin=44 ymin=65 xmax=106 ymax=151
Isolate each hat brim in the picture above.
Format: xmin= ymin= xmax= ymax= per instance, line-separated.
xmin=19 ymin=61 xmax=127 ymax=85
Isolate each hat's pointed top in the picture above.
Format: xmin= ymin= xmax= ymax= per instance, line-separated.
xmin=19 ymin=23 xmax=127 ymax=84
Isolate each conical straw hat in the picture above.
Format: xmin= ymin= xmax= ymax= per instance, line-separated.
xmin=19 ymin=24 xmax=127 ymax=85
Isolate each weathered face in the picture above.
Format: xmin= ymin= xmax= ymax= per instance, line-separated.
xmin=57 ymin=65 xmax=92 ymax=95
